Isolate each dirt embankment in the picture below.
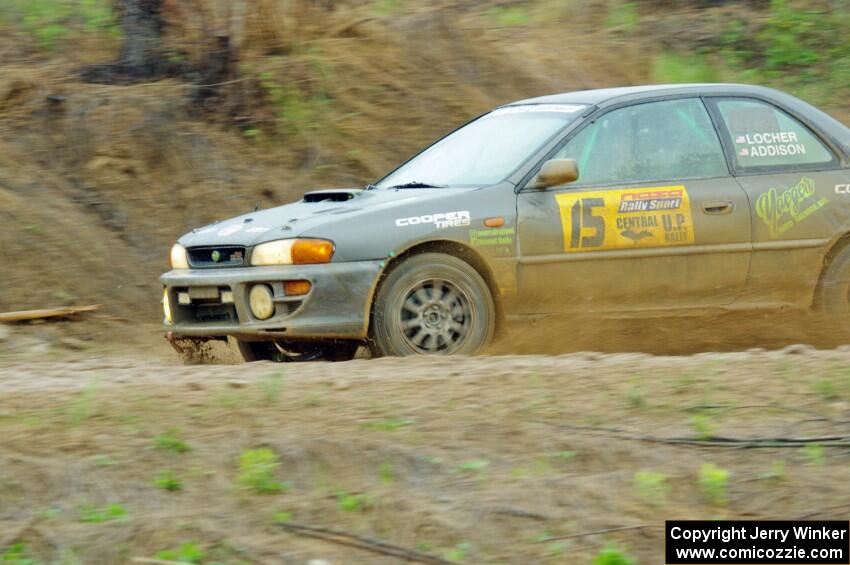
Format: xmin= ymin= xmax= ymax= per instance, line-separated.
xmin=0 ymin=0 xmax=664 ymax=334
xmin=2 ymin=347 xmax=850 ymax=563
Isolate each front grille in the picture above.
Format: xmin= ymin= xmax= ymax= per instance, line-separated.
xmin=192 ymin=304 xmax=238 ymax=323
xmin=187 ymin=246 xmax=247 ymax=268
xmin=176 ymin=302 xmax=238 ymax=324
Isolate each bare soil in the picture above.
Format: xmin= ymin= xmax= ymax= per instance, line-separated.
xmin=2 ymin=342 xmax=850 ymax=563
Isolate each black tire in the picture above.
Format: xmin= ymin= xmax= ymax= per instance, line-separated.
xmin=236 ymin=339 xmax=359 ymax=363
xmin=370 ymin=252 xmax=495 ymax=356
xmin=818 ymin=244 xmax=850 ymax=330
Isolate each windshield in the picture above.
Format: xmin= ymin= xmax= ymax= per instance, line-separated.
xmin=375 ymin=104 xmax=587 ymax=188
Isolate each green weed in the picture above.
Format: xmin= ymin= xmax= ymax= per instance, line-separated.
xmin=69 ymin=378 xmax=100 ymax=424
xmin=653 ymin=52 xmax=719 ymax=84
xmin=690 ymin=413 xmax=715 ymax=441
xmin=152 ymin=429 xmax=190 ymax=454
xmin=272 ymin=511 xmax=293 ymax=524
xmin=758 ymin=460 xmax=787 ymax=481
xmin=258 ymin=371 xmax=284 ymax=405
xmin=546 ymin=540 xmax=570 ymax=557
xmin=79 ymin=503 xmax=128 ymax=523
xmin=93 ymin=454 xmax=117 ymax=467
xmin=625 ymin=381 xmax=647 ymax=410
xmin=698 ymin=463 xmax=730 ymax=506
xmin=372 ymin=0 xmax=402 ymax=17
xmin=335 ymin=490 xmax=367 ymax=512
xmin=6 ymin=0 xmax=118 ymax=50
xmin=593 ymin=544 xmax=636 ymax=565
xmin=457 ymin=459 xmax=489 ymax=474
xmin=804 ymin=443 xmax=825 ymax=466
xmin=360 ymin=418 xmax=413 ymax=431
xmin=153 ymin=470 xmax=184 ymax=492
xmin=379 ymin=461 xmax=396 ymax=484
xmin=633 ymin=470 xmax=668 ymax=506
xmin=154 ymin=541 xmax=205 ymax=564
xmin=605 ymin=2 xmax=638 ymax=31
xmin=489 ymin=6 xmax=530 ymax=27
xmin=258 ymin=71 xmax=329 ymax=137
xmin=1 ymin=542 xmax=45 ymax=565
xmin=444 ymin=541 xmax=471 ymax=562
xmin=237 ymin=448 xmax=290 ymax=493
xmin=813 ymin=377 xmax=839 ymax=401
xmin=42 ymin=507 xmax=62 ymax=520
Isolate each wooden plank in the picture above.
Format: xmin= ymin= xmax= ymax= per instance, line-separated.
xmin=0 ymin=304 xmax=102 ymax=323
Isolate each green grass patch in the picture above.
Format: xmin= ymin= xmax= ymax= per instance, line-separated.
xmin=360 ymin=418 xmax=413 ymax=431
xmin=605 ymin=2 xmax=638 ymax=31
xmin=154 ymin=541 xmax=205 ymax=564
xmin=456 ymin=459 xmax=490 ymax=474
xmin=653 ymin=52 xmax=720 ymax=84
xmin=237 ymin=448 xmax=290 ymax=493
xmin=153 ymin=469 xmax=184 ymax=492
xmin=804 ymin=443 xmax=825 ymax=466
xmin=152 ymin=429 xmax=191 ymax=454
xmin=698 ymin=463 xmax=730 ymax=506
xmin=335 ymin=490 xmax=368 ymax=512
xmin=79 ymin=503 xmax=128 ymax=524
xmin=489 ymin=6 xmax=531 ymax=27
xmin=593 ymin=543 xmax=636 ymax=565
xmin=633 ymin=470 xmax=668 ymax=506
xmin=3 ymin=0 xmax=119 ymax=50
xmin=1 ymin=542 xmax=46 ymax=565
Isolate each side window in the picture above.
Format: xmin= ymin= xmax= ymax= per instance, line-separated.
xmin=552 ymin=98 xmax=728 ymax=186
xmin=715 ymin=98 xmax=834 ymax=170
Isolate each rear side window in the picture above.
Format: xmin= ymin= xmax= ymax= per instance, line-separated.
xmin=715 ymin=99 xmax=834 ymax=170
xmin=552 ymin=98 xmax=728 ymax=186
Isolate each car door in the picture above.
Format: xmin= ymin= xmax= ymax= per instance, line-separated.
xmin=515 ymin=97 xmax=752 ymax=313
xmin=708 ymin=96 xmax=850 ymax=307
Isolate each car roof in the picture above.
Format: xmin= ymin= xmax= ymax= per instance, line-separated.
xmin=506 ymin=83 xmax=780 ymax=107
xmin=505 ymin=83 xmax=850 ymax=159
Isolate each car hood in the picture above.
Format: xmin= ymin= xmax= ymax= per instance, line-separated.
xmin=178 ymin=187 xmax=479 ymax=247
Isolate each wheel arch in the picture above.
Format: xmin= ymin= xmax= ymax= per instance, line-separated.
xmin=365 ymin=239 xmax=505 ymax=338
xmin=813 ymin=231 xmax=850 ymax=308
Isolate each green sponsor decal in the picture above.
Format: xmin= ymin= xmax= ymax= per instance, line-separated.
xmin=470 ymin=227 xmax=516 ymax=247
xmin=755 ymin=177 xmax=828 ymax=238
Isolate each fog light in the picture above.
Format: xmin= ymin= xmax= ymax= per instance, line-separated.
xmin=249 ymin=284 xmax=275 ymax=320
xmin=162 ymin=288 xmax=172 ymax=324
xmin=284 ymin=280 xmax=312 ymax=296
xmin=177 ymin=291 xmax=191 ymax=305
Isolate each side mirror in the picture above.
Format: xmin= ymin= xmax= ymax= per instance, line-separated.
xmin=530 ymin=159 xmax=579 ymax=189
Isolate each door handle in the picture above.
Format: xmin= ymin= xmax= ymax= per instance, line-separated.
xmin=701 ymin=200 xmax=734 ymax=215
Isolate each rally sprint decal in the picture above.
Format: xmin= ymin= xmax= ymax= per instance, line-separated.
xmin=555 ymin=186 xmax=694 ymax=253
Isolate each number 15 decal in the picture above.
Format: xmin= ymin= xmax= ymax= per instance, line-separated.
xmin=555 ymin=186 xmax=695 ymax=253
xmin=569 ymin=197 xmax=605 ymax=249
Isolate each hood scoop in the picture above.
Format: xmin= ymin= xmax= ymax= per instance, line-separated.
xmin=303 ymin=188 xmax=364 ymax=203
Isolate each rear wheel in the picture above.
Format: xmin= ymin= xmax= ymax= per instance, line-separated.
xmin=817 ymin=244 xmax=850 ymax=334
xmin=370 ymin=253 xmax=495 ymax=356
xmin=236 ymin=339 xmax=359 ymax=362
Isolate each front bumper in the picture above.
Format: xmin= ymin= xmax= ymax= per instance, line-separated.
xmin=160 ymin=260 xmax=383 ymax=340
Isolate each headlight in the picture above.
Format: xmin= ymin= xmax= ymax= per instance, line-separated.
xmin=162 ymin=288 xmax=172 ymax=324
xmin=251 ymin=239 xmax=334 ymax=266
xmin=170 ymin=244 xmax=189 ymax=269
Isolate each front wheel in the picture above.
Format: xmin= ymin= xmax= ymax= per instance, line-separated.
xmin=370 ymin=253 xmax=495 ymax=356
xmin=236 ymin=339 xmax=359 ymax=362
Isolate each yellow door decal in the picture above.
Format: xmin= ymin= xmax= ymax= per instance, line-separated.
xmin=555 ymin=186 xmax=695 ymax=252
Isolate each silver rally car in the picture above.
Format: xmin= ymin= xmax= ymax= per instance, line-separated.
xmin=162 ymin=83 xmax=850 ymax=361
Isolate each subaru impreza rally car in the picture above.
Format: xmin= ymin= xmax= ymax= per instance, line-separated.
xmin=162 ymin=83 xmax=850 ymax=361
